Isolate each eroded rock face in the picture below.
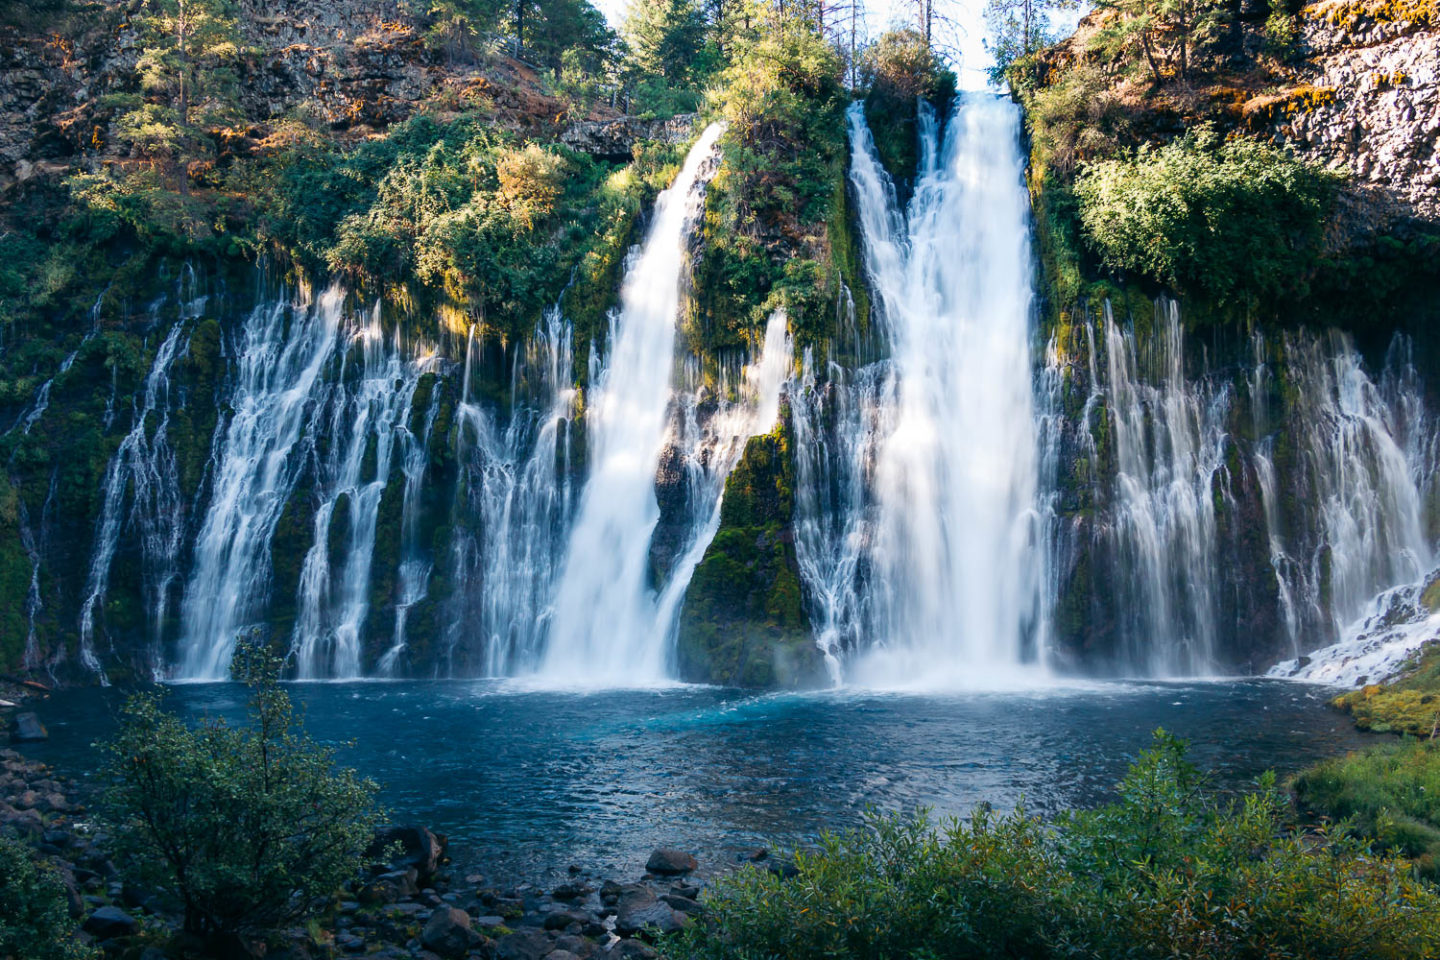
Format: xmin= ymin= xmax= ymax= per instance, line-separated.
xmin=560 ymin=114 xmax=697 ymax=160
xmin=1271 ymin=12 xmax=1439 ymax=224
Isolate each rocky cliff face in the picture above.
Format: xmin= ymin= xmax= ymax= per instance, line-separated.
xmin=1265 ymin=3 xmax=1439 ymax=226
xmin=0 ymin=0 xmax=627 ymax=196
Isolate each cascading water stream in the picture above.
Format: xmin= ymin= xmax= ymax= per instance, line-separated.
xmin=793 ymin=97 xmax=1045 ymax=687
xmin=447 ymin=309 xmax=578 ymax=677
xmin=292 ymin=310 xmax=435 ymax=679
xmin=177 ymin=289 xmax=346 ymax=680
xmin=78 ymin=319 xmax=191 ymax=680
xmin=650 ymin=310 xmax=793 ymax=651
xmin=538 ymin=123 xmax=728 ymax=684
xmin=1100 ymin=301 xmax=1229 ymax=675
xmin=379 ymin=375 xmax=443 ymax=676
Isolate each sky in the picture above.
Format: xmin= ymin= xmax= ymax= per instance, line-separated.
xmin=594 ymin=0 xmax=1000 ymax=89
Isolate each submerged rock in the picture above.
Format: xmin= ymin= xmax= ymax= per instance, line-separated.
xmin=644 ymin=848 xmax=697 ymax=875
xmin=10 ymin=711 xmax=48 ymax=742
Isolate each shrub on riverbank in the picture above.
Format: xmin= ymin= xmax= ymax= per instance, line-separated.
xmin=669 ymin=732 xmax=1440 ymax=960
xmin=0 ymin=833 xmax=94 ymax=960
xmin=1292 ymin=738 xmax=1440 ymax=878
xmin=99 ymin=645 xmax=383 ymax=948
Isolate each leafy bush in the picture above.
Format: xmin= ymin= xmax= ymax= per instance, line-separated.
xmin=100 ymin=645 xmax=384 ymax=943
xmin=1293 ymin=739 xmax=1440 ymax=878
xmin=697 ymin=16 xmax=856 ymax=351
xmin=1074 ymin=127 xmax=1341 ymax=310
xmin=0 ymin=834 xmax=92 ymax=960
xmin=669 ymin=732 xmax=1440 ymax=960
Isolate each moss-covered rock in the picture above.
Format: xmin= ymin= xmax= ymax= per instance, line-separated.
xmin=675 ymin=429 xmax=827 ymax=690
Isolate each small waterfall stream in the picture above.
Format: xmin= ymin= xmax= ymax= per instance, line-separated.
xmin=78 ymin=319 xmax=191 ymax=680
xmin=291 ymin=310 xmax=435 ymax=679
xmin=178 ymin=290 xmax=346 ymax=680
xmin=540 ymin=123 xmax=728 ymax=684
xmin=446 ymin=310 xmax=578 ymax=677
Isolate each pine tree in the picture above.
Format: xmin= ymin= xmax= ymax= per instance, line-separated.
xmin=119 ymin=0 xmax=241 ymax=189
xmin=622 ymin=0 xmax=709 ymax=85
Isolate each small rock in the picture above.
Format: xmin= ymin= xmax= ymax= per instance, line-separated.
xmin=661 ymin=894 xmax=703 ymax=915
xmin=10 ymin=712 xmax=47 ymax=742
xmin=421 ymin=906 xmax=483 ymax=959
xmin=543 ymin=910 xmax=586 ymax=931
xmin=645 ymin=848 xmax=697 ymax=876
xmin=474 ymin=914 xmax=506 ymax=928
xmin=766 ymin=860 xmax=800 ymax=880
xmin=614 ymin=940 xmax=658 ymax=960
xmin=368 ymin=825 xmax=445 ymax=882
xmin=551 ymin=934 xmax=597 ymax=958
xmin=495 ymin=929 xmax=554 ymax=960
xmin=551 ymin=881 xmax=590 ymax=900
xmin=615 ymin=885 xmax=682 ymax=936
xmin=545 ymin=951 xmax=582 ymax=960
xmin=82 ymin=906 xmax=137 ymax=939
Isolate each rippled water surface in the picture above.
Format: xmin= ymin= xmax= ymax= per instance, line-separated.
xmin=28 ymin=679 xmax=1370 ymax=882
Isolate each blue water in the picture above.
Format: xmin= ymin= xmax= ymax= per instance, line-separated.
xmin=26 ymin=679 xmax=1370 ymax=883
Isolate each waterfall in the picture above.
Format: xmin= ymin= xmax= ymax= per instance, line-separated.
xmin=793 ymin=96 xmax=1044 ymax=686
xmin=790 ymin=349 xmax=886 ymax=681
xmin=539 ymin=123 xmax=727 ymax=684
xmin=446 ymin=309 xmax=578 ymax=676
xmin=378 ymin=374 xmax=443 ymax=676
xmin=78 ymin=319 xmax=191 ymax=680
xmin=291 ymin=308 xmax=435 ymax=679
xmin=1098 ymin=301 xmax=1229 ymax=675
xmin=177 ymin=290 xmax=346 ymax=680
xmin=1263 ymin=331 xmax=1436 ymax=681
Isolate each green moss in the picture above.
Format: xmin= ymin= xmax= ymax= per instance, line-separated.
xmin=675 ymin=428 xmax=825 ymax=690
xmin=1334 ymin=644 xmax=1440 ymax=735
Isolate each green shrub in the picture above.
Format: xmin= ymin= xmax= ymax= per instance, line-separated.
xmin=100 ymin=644 xmax=384 ymax=943
xmin=669 ymin=732 xmax=1440 ymax=960
xmin=1292 ymin=738 xmax=1440 ymax=876
xmin=0 ymin=834 xmax=93 ymax=960
xmin=1074 ymin=127 xmax=1341 ymax=311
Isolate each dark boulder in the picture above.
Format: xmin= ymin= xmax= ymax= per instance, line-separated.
xmin=368 ymin=826 xmax=445 ymax=882
xmin=615 ymin=885 xmax=682 ymax=936
xmin=644 ymin=848 xmax=697 ymax=876
xmin=495 ymin=930 xmax=554 ymax=960
xmin=421 ymin=907 xmax=484 ymax=959
xmin=82 ymin=905 xmax=137 ymax=939
xmin=661 ymin=893 xmax=704 ymax=915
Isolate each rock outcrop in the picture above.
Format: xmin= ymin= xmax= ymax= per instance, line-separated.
xmin=1269 ymin=4 xmax=1440 ymax=224
xmin=560 ymin=113 xmax=697 ymax=160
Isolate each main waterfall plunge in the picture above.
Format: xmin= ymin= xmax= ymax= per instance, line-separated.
xmin=57 ymin=98 xmax=1440 ymax=687
xmin=790 ymin=97 xmax=1047 ymax=687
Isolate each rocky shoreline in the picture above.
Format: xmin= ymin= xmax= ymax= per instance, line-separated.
xmin=0 ymin=708 xmax=766 ymax=960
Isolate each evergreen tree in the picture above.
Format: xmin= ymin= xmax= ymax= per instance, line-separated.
xmin=119 ymin=0 xmax=242 ymax=186
xmin=623 ymin=0 xmax=709 ymax=85
xmin=984 ymin=0 xmax=1076 ymax=83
